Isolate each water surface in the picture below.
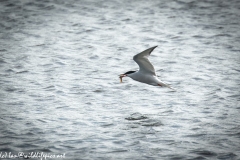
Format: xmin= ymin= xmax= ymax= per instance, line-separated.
xmin=0 ymin=0 xmax=240 ymax=159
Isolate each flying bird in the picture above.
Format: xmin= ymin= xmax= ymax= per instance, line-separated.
xmin=119 ymin=46 xmax=174 ymax=90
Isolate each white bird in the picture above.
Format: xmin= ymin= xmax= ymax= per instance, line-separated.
xmin=119 ymin=46 xmax=174 ymax=90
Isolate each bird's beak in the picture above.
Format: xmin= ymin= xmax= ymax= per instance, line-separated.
xmin=119 ymin=74 xmax=126 ymax=83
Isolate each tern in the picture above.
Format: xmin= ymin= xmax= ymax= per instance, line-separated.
xmin=119 ymin=46 xmax=174 ymax=90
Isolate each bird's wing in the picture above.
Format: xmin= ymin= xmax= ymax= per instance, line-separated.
xmin=133 ymin=46 xmax=157 ymax=76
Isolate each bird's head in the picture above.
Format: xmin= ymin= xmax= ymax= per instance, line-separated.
xmin=119 ymin=71 xmax=136 ymax=83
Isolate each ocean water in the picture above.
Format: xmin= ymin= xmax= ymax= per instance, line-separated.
xmin=0 ymin=0 xmax=240 ymax=159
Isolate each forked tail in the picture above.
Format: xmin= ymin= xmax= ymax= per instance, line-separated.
xmin=158 ymin=83 xmax=176 ymax=91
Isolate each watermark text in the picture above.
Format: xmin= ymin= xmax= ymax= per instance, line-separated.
xmin=0 ymin=152 xmax=65 ymax=159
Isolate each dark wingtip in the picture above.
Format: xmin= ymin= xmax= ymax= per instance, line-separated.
xmin=149 ymin=45 xmax=158 ymax=54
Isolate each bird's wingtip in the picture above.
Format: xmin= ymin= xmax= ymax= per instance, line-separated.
xmin=148 ymin=46 xmax=158 ymax=54
xmin=152 ymin=45 xmax=158 ymax=48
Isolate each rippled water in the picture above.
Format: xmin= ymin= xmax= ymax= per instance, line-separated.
xmin=0 ymin=0 xmax=240 ymax=159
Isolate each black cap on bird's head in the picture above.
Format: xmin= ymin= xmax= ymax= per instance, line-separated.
xmin=124 ymin=71 xmax=136 ymax=75
xmin=119 ymin=70 xmax=136 ymax=83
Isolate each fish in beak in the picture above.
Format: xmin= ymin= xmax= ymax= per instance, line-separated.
xmin=119 ymin=74 xmax=126 ymax=83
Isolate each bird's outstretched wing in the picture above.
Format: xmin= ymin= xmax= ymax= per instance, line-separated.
xmin=133 ymin=46 xmax=157 ymax=76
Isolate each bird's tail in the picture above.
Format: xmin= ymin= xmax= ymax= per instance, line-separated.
xmin=167 ymin=85 xmax=176 ymax=91
xmin=158 ymin=82 xmax=176 ymax=91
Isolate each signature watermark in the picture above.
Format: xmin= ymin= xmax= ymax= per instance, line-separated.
xmin=0 ymin=152 xmax=65 ymax=159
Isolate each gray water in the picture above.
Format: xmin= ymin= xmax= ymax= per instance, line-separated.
xmin=0 ymin=0 xmax=240 ymax=159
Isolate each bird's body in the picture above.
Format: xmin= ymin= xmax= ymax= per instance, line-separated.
xmin=119 ymin=46 xmax=174 ymax=90
xmin=127 ymin=71 xmax=165 ymax=87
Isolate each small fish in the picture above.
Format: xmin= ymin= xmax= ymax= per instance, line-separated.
xmin=120 ymin=76 xmax=123 ymax=83
xmin=119 ymin=74 xmax=125 ymax=83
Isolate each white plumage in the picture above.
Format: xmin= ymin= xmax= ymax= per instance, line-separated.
xmin=119 ymin=46 xmax=174 ymax=90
